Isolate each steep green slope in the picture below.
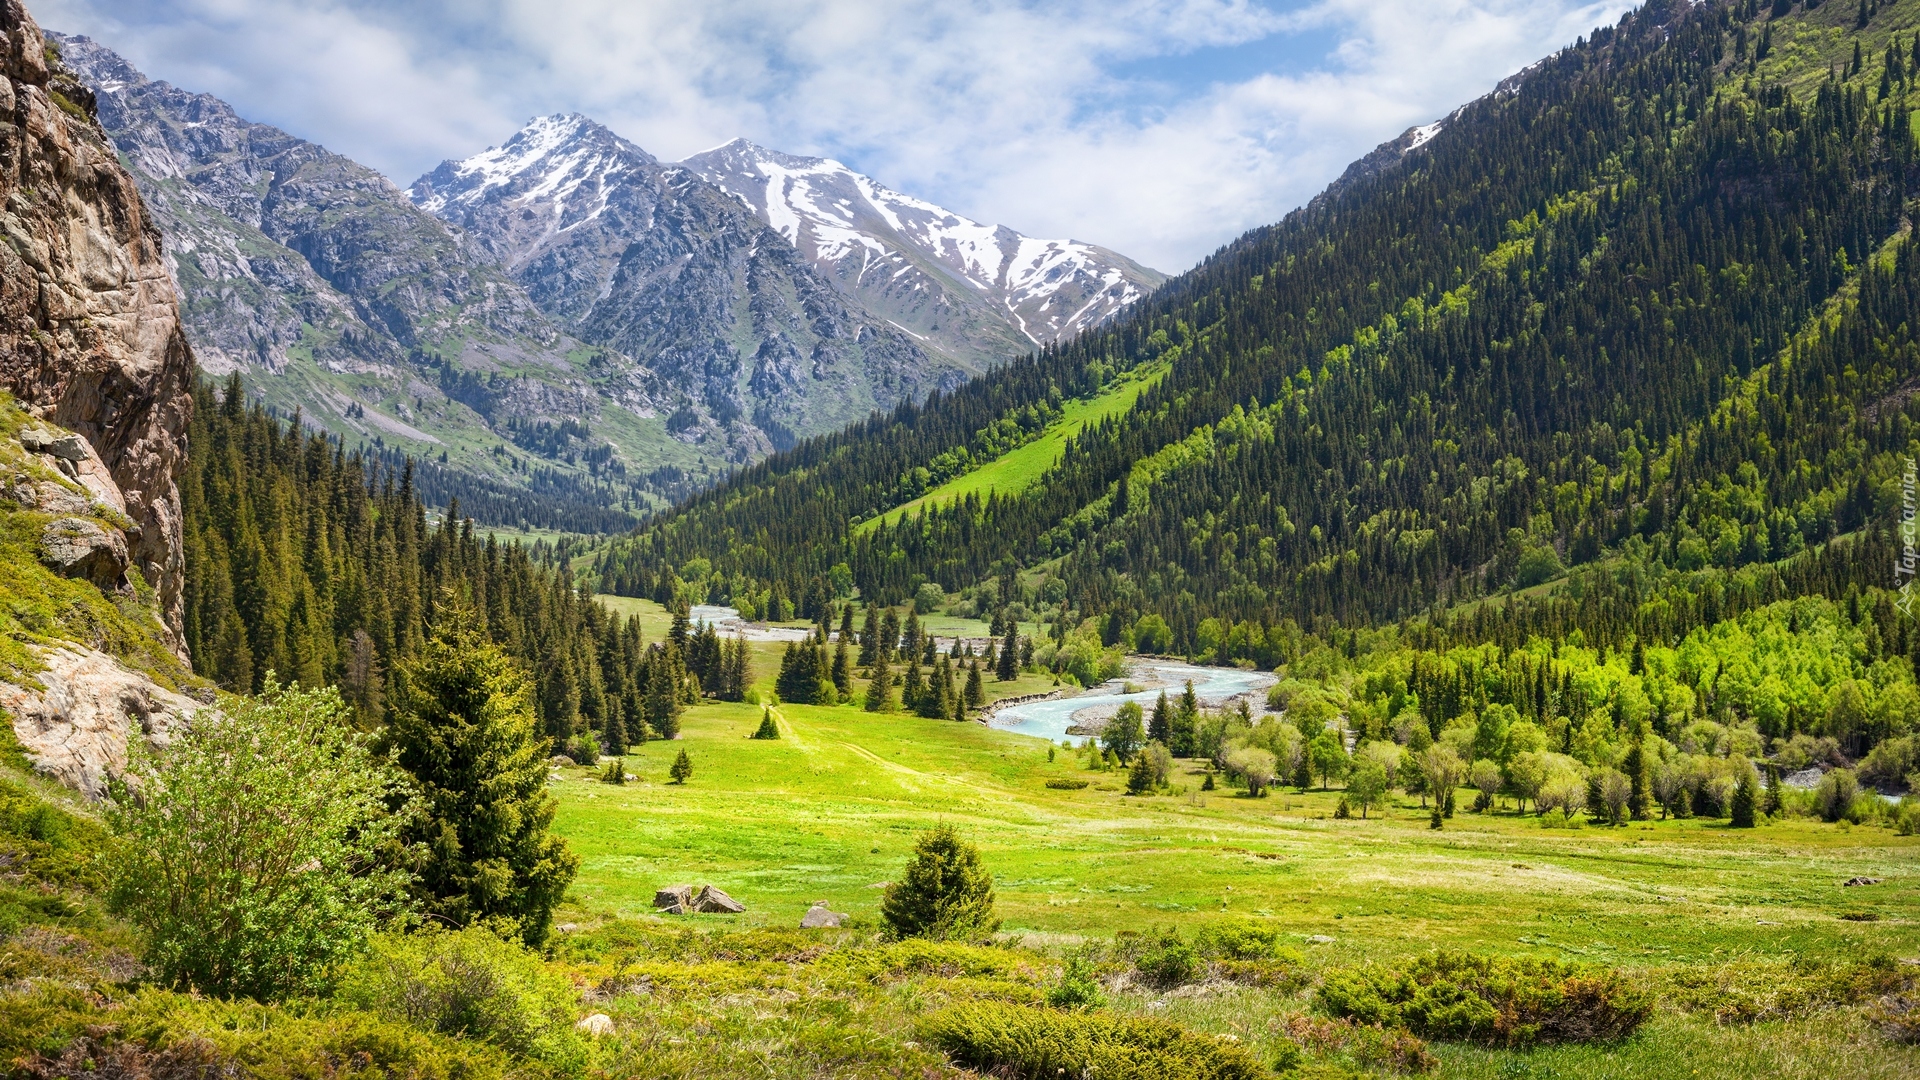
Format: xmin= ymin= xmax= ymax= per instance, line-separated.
xmin=600 ymin=0 xmax=1920 ymax=645
xmin=854 ymin=362 xmax=1167 ymax=534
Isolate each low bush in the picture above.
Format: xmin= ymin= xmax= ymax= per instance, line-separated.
xmin=336 ymin=926 xmax=587 ymax=1067
xmin=1046 ymin=950 xmax=1104 ymax=1009
xmin=1319 ymin=951 xmax=1653 ymax=1046
xmin=1815 ymin=768 xmax=1861 ymax=822
xmin=63 ymin=992 xmax=519 ymax=1080
xmin=1870 ymin=991 xmax=1920 ymax=1044
xmin=1279 ymin=1014 xmax=1436 ymax=1074
xmin=1194 ymin=919 xmax=1299 ymax=961
xmin=922 ymin=1001 xmax=1268 ymax=1080
xmin=1134 ymin=928 xmax=1202 ymax=987
xmin=1664 ymin=954 xmax=1911 ymax=1024
xmin=0 ymin=779 xmax=105 ymax=892
xmin=1045 ymin=778 xmax=1090 ymax=790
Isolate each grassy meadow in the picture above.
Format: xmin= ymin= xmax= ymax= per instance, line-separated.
xmin=540 ymin=633 xmax=1920 ymax=1078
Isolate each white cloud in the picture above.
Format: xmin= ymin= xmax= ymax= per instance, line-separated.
xmin=34 ymin=0 xmax=1638 ymax=271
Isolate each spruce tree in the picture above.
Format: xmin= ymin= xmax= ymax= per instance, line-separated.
xmin=752 ymin=708 xmax=779 ymax=740
xmin=1149 ymin=690 xmax=1172 ymax=744
xmin=1171 ymin=681 xmax=1199 ymax=757
xmin=902 ymin=609 xmax=921 ymax=662
xmin=881 ymin=825 xmax=999 ymax=941
xmin=902 ymin=658 xmax=926 ymax=713
xmin=832 ymin=638 xmax=852 ymax=698
xmin=1763 ymin=763 xmax=1784 ymax=817
xmin=867 ymin=651 xmax=894 ymax=712
xmin=602 ymin=703 xmax=626 ymax=756
xmin=1625 ymin=735 xmax=1652 ymax=821
xmin=860 ymin=604 xmax=880 ymax=666
xmin=645 ymin=650 xmax=682 ymax=739
xmin=881 ymin=609 xmax=901 ymax=660
xmin=1731 ymin=766 xmax=1758 ymax=828
xmin=964 ymin=659 xmax=985 ymax=711
xmin=670 ymin=749 xmax=693 ymax=784
xmin=381 ymin=621 xmax=578 ymax=947
xmin=997 ymin=627 xmax=1019 ymax=680
xmin=1127 ymin=752 xmax=1155 ymax=795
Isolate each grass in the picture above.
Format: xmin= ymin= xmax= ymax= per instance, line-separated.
xmin=856 ymin=362 xmax=1166 ymax=534
xmin=0 ymin=396 xmax=195 ymax=690
xmin=545 ymin=657 xmax=1920 ymax=1078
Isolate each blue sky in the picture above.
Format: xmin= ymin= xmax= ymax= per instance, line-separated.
xmin=35 ymin=0 xmax=1637 ymax=272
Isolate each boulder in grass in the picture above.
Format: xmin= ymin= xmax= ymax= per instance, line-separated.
xmin=575 ymin=1013 xmax=615 ymax=1037
xmin=692 ymin=885 xmax=745 ymax=913
xmin=800 ymin=901 xmax=846 ymax=928
xmin=654 ymin=884 xmax=694 ymax=912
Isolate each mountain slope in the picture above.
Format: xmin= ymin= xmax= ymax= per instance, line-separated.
xmin=51 ymin=41 xmax=760 ymax=524
xmin=681 ymin=139 xmax=1164 ymax=369
xmin=408 ymin=115 xmax=961 ymax=452
xmin=599 ymin=0 xmax=1920 ymax=655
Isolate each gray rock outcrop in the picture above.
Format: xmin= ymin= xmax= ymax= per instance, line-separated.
xmin=691 ymin=885 xmax=745 ymax=913
xmin=0 ymin=2 xmax=194 ymax=653
xmin=799 ymin=901 xmax=847 ymax=928
xmin=652 ymin=882 xmax=746 ymax=914
xmin=0 ymin=645 xmax=201 ymax=797
xmin=39 ymin=515 xmax=127 ymax=588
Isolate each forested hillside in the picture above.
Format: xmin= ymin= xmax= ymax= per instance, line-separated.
xmin=598 ymin=1 xmax=1920 ymax=654
xmin=182 ymin=376 xmax=671 ymax=748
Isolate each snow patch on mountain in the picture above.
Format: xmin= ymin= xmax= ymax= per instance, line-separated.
xmin=682 ymin=138 xmax=1162 ymax=354
xmin=408 ymin=114 xmax=652 ymax=235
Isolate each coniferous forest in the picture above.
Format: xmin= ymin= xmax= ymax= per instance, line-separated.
xmin=180 ymin=375 xmax=698 ymax=752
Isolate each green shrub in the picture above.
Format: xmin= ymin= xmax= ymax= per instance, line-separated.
xmin=1046 ymin=950 xmax=1105 ymax=1009
xmin=0 ymin=778 xmax=105 ymax=891
xmin=1815 ymin=768 xmax=1861 ymax=822
xmin=1319 ymin=951 xmax=1652 ymax=1045
xmin=1135 ymin=928 xmax=1202 ymax=987
xmin=1193 ymin=919 xmax=1297 ymax=961
xmin=1665 ymin=955 xmax=1911 ymax=1024
xmin=107 ymin=680 xmax=416 ymax=1001
xmin=1045 ymin=777 xmax=1089 ymax=790
xmin=1280 ymin=1014 xmax=1435 ymax=1074
xmin=336 ymin=926 xmax=587 ymax=1067
xmin=103 ymin=990 xmax=517 ymax=1080
xmin=922 ymin=1001 xmax=1267 ymax=1080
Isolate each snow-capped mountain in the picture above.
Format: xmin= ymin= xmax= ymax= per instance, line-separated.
xmin=409 ymin=115 xmax=956 ymax=451
xmin=682 ymin=139 xmax=1163 ymax=369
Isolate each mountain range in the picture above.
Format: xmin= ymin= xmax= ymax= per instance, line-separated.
xmin=52 ymin=36 xmax=1160 ymax=526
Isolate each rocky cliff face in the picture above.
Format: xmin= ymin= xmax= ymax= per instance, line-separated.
xmin=0 ymin=1 xmax=191 ymax=651
xmin=0 ymin=0 xmax=206 ymax=797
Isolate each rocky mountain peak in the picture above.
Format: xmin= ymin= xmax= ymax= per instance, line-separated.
xmin=409 ymin=113 xmax=655 ymax=229
xmin=680 ymin=137 xmax=1163 ymax=365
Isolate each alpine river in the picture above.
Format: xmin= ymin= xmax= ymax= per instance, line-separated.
xmin=987 ymin=661 xmax=1278 ymax=745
